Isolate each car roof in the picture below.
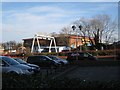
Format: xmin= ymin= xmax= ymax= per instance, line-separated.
xmin=67 ymin=52 xmax=84 ymax=54
xmin=0 ymin=56 xmax=8 ymax=58
xmin=28 ymin=55 xmax=46 ymax=57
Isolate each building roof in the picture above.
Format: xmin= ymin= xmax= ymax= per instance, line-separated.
xmin=22 ymin=34 xmax=94 ymax=40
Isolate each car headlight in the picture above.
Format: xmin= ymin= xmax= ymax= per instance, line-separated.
xmin=31 ymin=67 xmax=35 ymax=69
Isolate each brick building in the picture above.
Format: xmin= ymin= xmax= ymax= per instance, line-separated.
xmin=22 ymin=34 xmax=94 ymax=52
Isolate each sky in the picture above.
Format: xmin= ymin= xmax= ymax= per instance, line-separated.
xmin=1 ymin=1 xmax=119 ymax=43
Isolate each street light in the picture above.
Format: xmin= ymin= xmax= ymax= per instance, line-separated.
xmin=72 ymin=25 xmax=82 ymax=51
xmin=72 ymin=25 xmax=82 ymax=60
xmin=72 ymin=25 xmax=76 ymax=31
xmin=79 ymin=25 xmax=82 ymax=31
xmin=72 ymin=25 xmax=77 ymax=49
xmin=78 ymin=25 xmax=83 ymax=51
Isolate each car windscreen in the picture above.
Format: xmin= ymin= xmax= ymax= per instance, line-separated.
xmin=48 ymin=56 xmax=59 ymax=60
xmin=14 ymin=58 xmax=27 ymax=64
xmin=2 ymin=57 xmax=19 ymax=65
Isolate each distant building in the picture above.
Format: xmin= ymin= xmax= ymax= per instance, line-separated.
xmin=22 ymin=34 xmax=94 ymax=53
xmin=0 ymin=44 xmax=4 ymax=54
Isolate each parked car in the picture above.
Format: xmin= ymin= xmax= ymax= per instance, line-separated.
xmin=0 ymin=56 xmax=34 ymax=75
xmin=13 ymin=58 xmax=40 ymax=73
xmin=47 ymin=55 xmax=69 ymax=65
xmin=27 ymin=55 xmax=61 ymax=68
xmin=66 ymin=52 xmax=97 ymax=61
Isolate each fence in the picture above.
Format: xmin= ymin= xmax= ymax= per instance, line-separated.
xmin=2 ymin=49 xmax=120 ymax=60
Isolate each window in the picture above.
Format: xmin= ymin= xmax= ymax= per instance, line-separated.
xmin=84 ymin=53 xmax=89 ymax=57
xmin=2 ymin=60 xmax=9 ymax=67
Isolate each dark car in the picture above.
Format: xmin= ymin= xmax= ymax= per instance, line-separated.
xmin=27 ymin=55 xmax=61 ymax=68
xmin=66 ymin=52 xmax=97 ymax=61
xmin=14 ymin=58 xmax=40 ymax=73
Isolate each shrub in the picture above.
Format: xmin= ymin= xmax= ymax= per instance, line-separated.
xmin=2 ymin=73 xmax=120 ymax=88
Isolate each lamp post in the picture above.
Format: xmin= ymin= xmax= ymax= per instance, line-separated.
xmin=78 ymin=25 xmax=82 ymax=51
xmin=72 ymin=25 xmax=82 ymax=61
xmin=72 ymin=25 xmax=82 ymax=51
xmin=72 ymin=25 xmax=77 ymax=49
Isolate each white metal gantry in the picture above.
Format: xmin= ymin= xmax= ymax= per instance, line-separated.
xmin=31 ymin=34 xmax=57 ymax=53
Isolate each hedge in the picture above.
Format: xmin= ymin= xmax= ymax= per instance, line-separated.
xmin=2 ymin=73 xmax=120 ymax=88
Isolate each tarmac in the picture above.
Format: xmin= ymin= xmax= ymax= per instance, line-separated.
xmin=53 ymin=66 xmax=120 ymax=81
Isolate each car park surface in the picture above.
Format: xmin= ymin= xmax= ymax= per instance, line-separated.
xmin=60 ymin=66 xmax=120 ymax=81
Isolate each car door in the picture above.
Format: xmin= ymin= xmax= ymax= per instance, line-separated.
xmin=33 ymin=56 xmax=43 ymax=67
xmin=40 ymin=56 xmax=52 ymax=67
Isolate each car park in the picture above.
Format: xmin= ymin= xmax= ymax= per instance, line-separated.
xmin=0 ymin=56 xmax=34 ymax=75
xmin=47 ymin=55 xmax=69 ymax=65
xmin=27 ymin=55 xmax=61 ymax=68
xmin=14 ymin=58 xmax=40 ymax=73
xmin=66 ymin=52 xmax=97 ymax=61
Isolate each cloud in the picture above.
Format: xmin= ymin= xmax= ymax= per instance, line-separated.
xmin=2 ymin=2 xmax=118 ymax=42
xmin=27 ymin=6 xmax=65 ymax=13
xmin=2 ymin=5 xmax=70 ymax=42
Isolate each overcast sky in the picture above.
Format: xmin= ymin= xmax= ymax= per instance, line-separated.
xmin=1 ymin=1 xmax=119 ymax=43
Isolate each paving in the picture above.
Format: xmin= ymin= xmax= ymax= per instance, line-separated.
xmin=39 ymin=60 xmax=120 ymax=81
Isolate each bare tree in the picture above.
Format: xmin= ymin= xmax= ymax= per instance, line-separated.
xmin=2 ymin=41 xmax=23 ymax=51
xmin=90 ymin=15 xmax=117 ymax=49
xmin=58 ymin=26 xmax=71 ymax=47
xmin=73 ymin=17 xmax=95 ymax=50
xmin=73 ymin=14 xmax=117 ymax=50
xmin=50 ymin=32 xmax=58 ymax=37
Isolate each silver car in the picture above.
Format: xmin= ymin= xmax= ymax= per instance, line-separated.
xmin=0 ymin=56 xmax=34 ymax=75
xmin=14 ymin=58 xmax=40 ymax=73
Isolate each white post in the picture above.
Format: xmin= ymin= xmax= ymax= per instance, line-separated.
xmin=53 ymin=37 xmax=57 ymax=53
xmin=31 ymin=35 xmax=36 ymax=53
xmin=49 ymin=39 xmax=52 ymax=53
xmin=36 ymin=36 xmax=41 ymax=53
